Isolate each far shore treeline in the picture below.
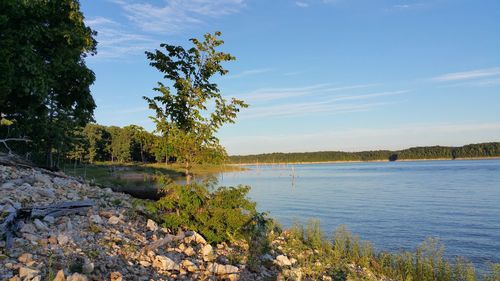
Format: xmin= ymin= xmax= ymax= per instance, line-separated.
xmin=229 ymin=142 xmax=500 ymax=164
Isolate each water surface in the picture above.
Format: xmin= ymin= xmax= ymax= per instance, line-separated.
xmin=219 ymin=160 xmax=500 ymax=271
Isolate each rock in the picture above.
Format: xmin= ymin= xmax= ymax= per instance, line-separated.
xmin=201 ymin=244 xmax=215 ymax=262
xmin=276 ymin=255 xmax=292 ymax=267
xmin=110 ymin=271 xmax=123 ymax=281
xmin=108 ymin=216 xmax=120 ymax=225
xmin=208 ymin=263 xmax=239 ymax=275
xmin=89 ymin=215 xmax=103 ymax=224
xmin=19 ymin=267 xmax=40 ymax=279
xmin=18 ymin=253 xmax=33 ymax=264
xmin=57 ymin=233 xmax=70 ymax=245
xmin=66 ymin=273 xmax=88 ymax=281
xmin=153 ymin=255 xmax=180 ymax=271
xmin=34 ymin=174 xmax=52 ymax=186
xmin=181 ymin=260 xmax=198 ymax=272
xmin=20 ymin=223 xmax=36 ymax=234
xmin=53 ymin=270 xmax=66 ymax=281
xmin=139 ymin=260 xmax=151 ymax=267
xmin=146 ymin=219 xmax=158 ymax=232
xmin=184 ymin=231 xmax=206 ymax=244
xmin=43 ymin=215 xmax=55 ymax=224
xmin=184 ymin=246 xmax=195 ymax=257
xmin=34 ymin=219 xmax=49 ymax=231
xmin=82 ymin=259 xmax=94 ymax=274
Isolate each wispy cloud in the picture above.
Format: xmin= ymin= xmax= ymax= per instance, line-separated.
xmin=433 ymin=67 xmax=500 ymax=82
xmin=240 ymin=89 xmax=407 ymax=119
xmin=225 ymin=68 xmax=273 ymax=79
xmin=236 ymin=83 xmax=377 ymax=102
xmin=85 ymin=16 xmax=157 ymax=59
xmin=109 ymin=0 xmax=246 ymax=34
xmin=296 ymin=1 xmax=310 ymax=8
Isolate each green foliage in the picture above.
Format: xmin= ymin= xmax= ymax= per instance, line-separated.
xmin=229 ymin=142 xmax=500 ymax=163
xmin=152 ymin=177 xmax=257 ymax=244
xmin=0 ymin=0 xmax=97 ymax=168
xmin=144 ymin=32 xmax=248 ymax=178
xmin=482 ymin=263 xmax=500 ymax=281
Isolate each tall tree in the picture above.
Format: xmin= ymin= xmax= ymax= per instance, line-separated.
xmin=144 ymin=32 xmax=247 ymax=183
xmin=0 ymin=0 xmax=97 ymax=168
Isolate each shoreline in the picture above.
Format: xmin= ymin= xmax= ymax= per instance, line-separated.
xmin=229 ymin=156 xmax=500 ymax=166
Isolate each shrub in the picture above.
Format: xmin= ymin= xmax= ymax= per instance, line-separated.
xmin=153 ymin=177 xmax=257 ymax=244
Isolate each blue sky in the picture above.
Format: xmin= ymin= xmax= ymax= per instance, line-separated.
xmin=81 ymin=0 xmax=500 ymax=155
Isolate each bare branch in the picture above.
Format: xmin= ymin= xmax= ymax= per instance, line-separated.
xmin=0 ymin=138 xmax=31 ymax=155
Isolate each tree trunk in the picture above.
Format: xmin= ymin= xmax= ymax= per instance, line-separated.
xmin=185 ymin=162 xmax=191 ymax=185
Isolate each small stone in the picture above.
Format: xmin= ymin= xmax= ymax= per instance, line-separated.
xmin=18 ymin=253 xmax=33 ymax=264
xmin=19 ymin=267 xmax=40 ymax=279
xmin=201 ymin=244 xmax=215 ymax=262
xmin=53 ymin=270 xmax=65 ymax=281
xmin=108 ymin=216 xmax=120 ymax=225
xmin=208 ymin=263 xmax=239 ymax=275
xmin=139 ymin=261 xmax=151 ymax=267
xmin=181 ymin=260 xmax=198 ymax=272
xmin=110 ymin=271 xmax=123 ymax=281
xmin=34 ymin=219 xmax=49 ymax=231
xmin=82 ymin=259 xmax=94 ymax=274
xmin=20 ymin=223 xmax=36 ymax=234
xmin=146 ymin=219 xmax=158 ymax=231
xmin=57 ymin=233 xmax=70 ymax=245
xmin=184 ymin=246 xmax=195 ymax=257
xmin=275 ymin=255 xmax=292 ymax=267
xmin=89 ymin=215 xmax=103 ymax=224
xmin=184 ymin=231 xmax=206 ymax=244
xmin=66 ymin=273 xmax=88 ymax=281
xmin=43 ymin=215 xmax=55 ymax=224
xmin=153 ymin=255 xmax=180 ymax=271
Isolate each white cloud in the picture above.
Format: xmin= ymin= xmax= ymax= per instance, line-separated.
xmin=109 ymin=0 xmax=246 ymax=34
xmin=85 ymin=16 xmax=157 ymax=59
xmin=235 ymin=83 xmax=377 ymax=102
xmin=240 ymin=90 xmax=406 ymax=119
xmin=225 ymin=68 xmax=273 ymax=79
xmin=433 ymin=67 xmax=500 ymax=82
xmin=296 ymin=1 xmax=310 ymax=8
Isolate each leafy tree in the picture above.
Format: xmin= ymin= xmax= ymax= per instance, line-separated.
xmin=144 ymin=32 xmax=248 ymax=183
xmin=0 ymin=0 xmax=97 ymax=168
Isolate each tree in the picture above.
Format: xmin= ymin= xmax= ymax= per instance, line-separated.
xmin=144 ymin=32 xmax=248 ymax=183
xmin=0 ymin=0 xmax=97 ymax=168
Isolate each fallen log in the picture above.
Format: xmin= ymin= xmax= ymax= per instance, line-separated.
xmin=0 ymin=200 xmax=94 ymax=249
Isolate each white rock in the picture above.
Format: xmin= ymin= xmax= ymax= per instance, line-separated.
xmin=201 ymin=244 xmax=215 ymax=261
xmin=34 ymin=219 xmax=49 ymax=231
xmin=89 ymin=215 xmax=103 ymax=224
xmin=275 ymin=255 xmax=292 ymax=267
xmin=181 ymin=260 xmax=198 ymax=272
xmin=146 ymin=219 xmax=158 ymax=232
xmin=19 ymin=267 xmax=40 ymax=279
xmin=208 ymin=263 xmax=239 ymax=275
xmin=67 ymin=273 xmax=89 ymax=281
xmin=184 ymin=246 xmax=195 ymax=256
xmin=18 ymin=253 xmax=33 ymax=264
xmin=43 ymin=215 xmax=55 ymax=224
xmin=153 ymin=255 xmax=180 ymax=271
xmin=57 ymin=233 xmax=70 ymax=245
xmin=108 ymin=216 xmax=120 ymax=224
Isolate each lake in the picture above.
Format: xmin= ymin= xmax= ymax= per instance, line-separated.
xmin=218 ymin=160 xmax=500 ymax=272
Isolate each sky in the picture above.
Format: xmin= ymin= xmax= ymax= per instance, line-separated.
xmin=81 ymin=0 xmax=500 ymax=155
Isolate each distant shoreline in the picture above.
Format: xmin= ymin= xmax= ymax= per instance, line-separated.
xmin=229 ymin=156 xmax=500 ymax=166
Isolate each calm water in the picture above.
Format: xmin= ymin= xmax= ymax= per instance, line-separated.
xmin=219 ymin=160 xmax=500 ymax=271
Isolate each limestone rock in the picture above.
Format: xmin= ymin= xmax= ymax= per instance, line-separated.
xmin=19 ymin=267 xmax=40 ymax=279
xmin=276 ymin=255 xmax=292 ymax=267
xmin=153 ymin=255 xmax=180 ymax=271
xmin=208 ymin=263 xmax=239 ymax=275
xmin=146 ymin=219 xmax=158 ymax=232
xmin=110 ymin=271 xmax=123 ymax=281
xmin=108 ymin=216 xmax=120 ymax=225
xmin=66 ymin=273 xmax=88 ymax=281
xmin=201 ymin=244 xmax=215 ymax=262
xmin=53 ymin=270 xmax=66 ymax=281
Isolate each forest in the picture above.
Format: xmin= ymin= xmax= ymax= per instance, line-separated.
xmin=229 ymin=142 xmax=500 ymax=164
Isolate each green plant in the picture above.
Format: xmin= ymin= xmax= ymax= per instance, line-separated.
xmin=154 ymin=178 xmax=257 ymax=244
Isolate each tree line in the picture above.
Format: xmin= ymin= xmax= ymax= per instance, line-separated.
xmin=229 ymin=142 xmax=500 ymax=163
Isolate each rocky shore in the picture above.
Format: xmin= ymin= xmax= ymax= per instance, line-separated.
xmin=0 ymin=163 xmax=385 ymax=280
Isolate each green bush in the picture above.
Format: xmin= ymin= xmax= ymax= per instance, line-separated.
xmin=153 ymin=178 xmax=257 ymax=244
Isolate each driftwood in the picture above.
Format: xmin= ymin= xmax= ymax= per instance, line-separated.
xmin=0 ymin=200 xmax=94 ymax=249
